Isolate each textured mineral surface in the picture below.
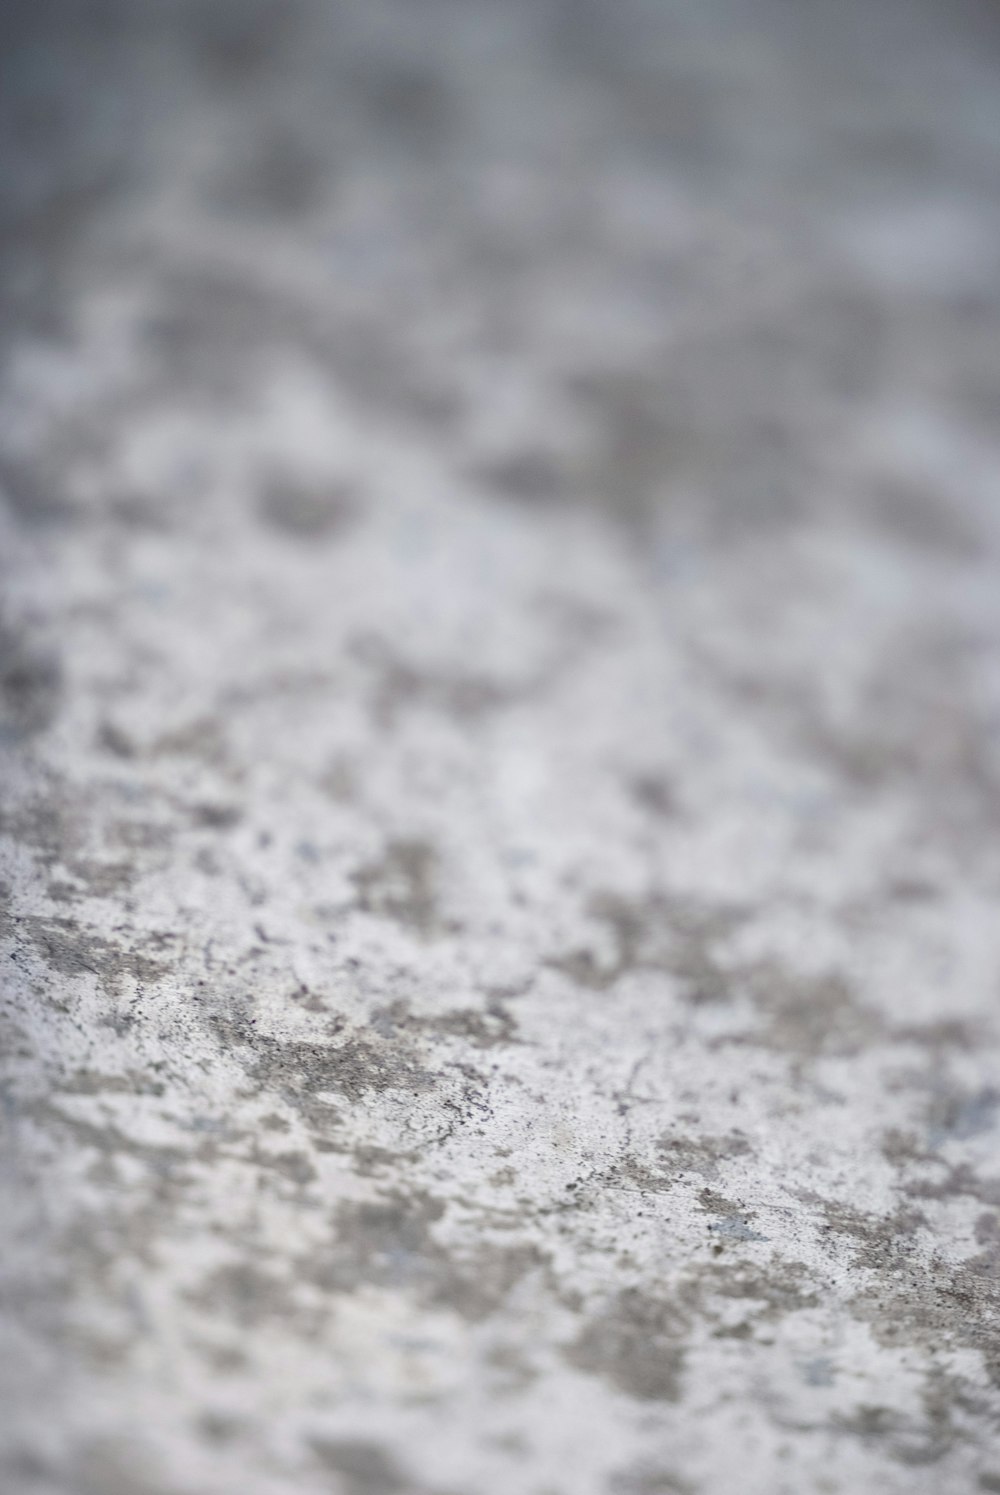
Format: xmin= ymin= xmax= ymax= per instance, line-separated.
xmin=3 ymin=2 xmax=1000 ymax=1492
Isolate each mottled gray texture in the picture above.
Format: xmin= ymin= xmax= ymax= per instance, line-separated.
xmin=3 ymin=2 xmax=1000 ymax=1492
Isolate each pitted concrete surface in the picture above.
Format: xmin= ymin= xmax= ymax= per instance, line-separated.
xmin=3 ymin=3 xmax=1000 ymax=1492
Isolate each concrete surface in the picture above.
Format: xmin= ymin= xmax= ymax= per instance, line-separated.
xmin=3 ymin=2 xmax=1000 ymax=1491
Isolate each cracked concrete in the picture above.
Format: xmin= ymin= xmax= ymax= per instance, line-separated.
xmin=3 ymin=1 xmax=1000 ymax=1491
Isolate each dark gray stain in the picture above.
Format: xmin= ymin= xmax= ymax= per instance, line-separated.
xmin=185 ymin=1261 xmax=300 ymax=1331
xmin=74 ymin=1437 xmax=186 ymax=1495
xmin=351 ymin=839 xmax=438 ymax=937
xmin=656 ymin=1130 xmax=751 ymax=1181
xmin=0 ymin=454 xmax=74 ymax=525
xmin=209 ymin=1011 xmax=434 ymax=1108
xmin=474 ymin=449 xmax=568 ymax=506
xmin=0 ymin=619 xmax=61 ymax=739
xmin=311 ymin=1438 xmax=408 ymax=1495
xmin=609 ymin=1467 xmax=696 ymax=1495
xmin=301 ymin=1188 xmax=548 ymax=1325
xmin=150 ymin=714 xmax=230 ymax=767
xmin=548 ymin=890 xmax=746 ymax=998
xmin=566 ymin=1287 xmax=687 ymax=1402
xmin=690 ymin=1256 xmax=820 ymax=1328
xmin=256 ymin=471 xmax=358 ymax=541
xmin=740 ymin=962 xmax=883 ymax=1060
xmin=211 ymin=128 xmax=324 ymax=218
xmin=869 ymin=478 xmax=984 ymax=560
xmin=19 ymin=914 xmax=168 ymax=992
xmin=372 ymin=997 xmax=519 ymax=1050
xmin=359 ymin=64 xmax=457 ymax=152
xmin=351 ymin=634 xmax=524 ymax=732
xmin=628 ymin=772 xmax=678 ymax=820
xmin=187 ymin=801 xmax=243 ymax=831
xmin=185 ymin=0 xmax=299 ymax=87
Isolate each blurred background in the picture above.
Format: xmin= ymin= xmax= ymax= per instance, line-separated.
xmin=3 ymin=2 xmax=1000 ymax=1493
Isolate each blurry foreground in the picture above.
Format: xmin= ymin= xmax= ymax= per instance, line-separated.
xmin=3 ymin=2 xmax=1000 ymax=1492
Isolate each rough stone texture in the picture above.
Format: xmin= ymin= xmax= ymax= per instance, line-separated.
xmin=3 ymin=2 xmax=1000 ymax=1492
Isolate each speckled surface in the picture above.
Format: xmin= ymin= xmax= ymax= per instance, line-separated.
xmin=3 ymin=2 xmax=1000 ymax=1492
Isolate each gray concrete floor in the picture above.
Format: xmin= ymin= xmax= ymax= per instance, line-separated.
xmin=3 ymin=2 xmax=1000 ymax=1491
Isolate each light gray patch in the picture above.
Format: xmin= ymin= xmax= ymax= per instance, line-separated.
xmin=801 ymin=1355 xmax=836 ymax=1387
xmin=927 ymin=1083 xmax=999 ymax=1147
xmin=566 ymin=1288 xmax=687 ymax=1402
xmin=706 ymin=1218 xmax=768 ymax=1243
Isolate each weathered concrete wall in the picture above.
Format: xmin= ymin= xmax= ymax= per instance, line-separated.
xmin=3 ymin=2 xmax=1000 ymax=1491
